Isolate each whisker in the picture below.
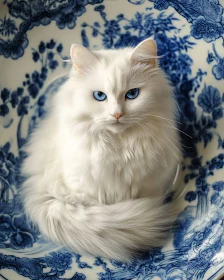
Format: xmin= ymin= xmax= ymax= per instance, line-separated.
xmin=136 ymin=121 xmax=168 ymax=167
xmin=160 ymin=129 xmax=180 ymax=155
xmin=141 ymin=113 xmax=191 ymax=139
xmin=140 ymin=113 xmax=182 ymax=125
xmin=142 ymin=121 xmax=180 ymax=162
xmin=160 ymin=127 xmax=192 ymax=149
xmin=149 ymin=118 xmax=192 ymax=139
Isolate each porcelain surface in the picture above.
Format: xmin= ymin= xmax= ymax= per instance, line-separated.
xmin=0 ymin=0 xmax=224 ymax=279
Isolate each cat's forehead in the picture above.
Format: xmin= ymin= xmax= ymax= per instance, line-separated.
xmin=94 ymin=48 xmax=132 ymax=59
xmin=93 ymin=49 xmax=133 ymax=94
xmin=95 ymin=49 xmax=132 ymax=69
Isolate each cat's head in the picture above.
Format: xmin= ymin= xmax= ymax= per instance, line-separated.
xmin=66 ymin=38 xmax=173 ymax=134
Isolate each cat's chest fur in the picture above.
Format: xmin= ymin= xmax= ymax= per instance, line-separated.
xmin=91 ymin=136 xmax=150 ymax=179
xmin=61 ymin=131 xmax=164 ymax=204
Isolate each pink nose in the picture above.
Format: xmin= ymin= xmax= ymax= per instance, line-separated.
xmin=113 ymin=113 xmax=123 ymax=120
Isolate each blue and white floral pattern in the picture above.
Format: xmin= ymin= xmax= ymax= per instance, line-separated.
xmin=130 ymin=0 xmax=224 ymax=44
xmin=0 ymin=0 xmax=224 ymax=279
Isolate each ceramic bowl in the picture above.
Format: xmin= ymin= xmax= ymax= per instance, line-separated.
xmin=0 ymin=0 xmax=224 ymax=279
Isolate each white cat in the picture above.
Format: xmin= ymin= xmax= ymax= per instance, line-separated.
xmin=22 ymin=38 xmax=181 ymax=261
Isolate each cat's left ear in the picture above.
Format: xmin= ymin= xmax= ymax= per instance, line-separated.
xmin=131 ymin=38 xmax=157 ymax=68
xmin=70 ymin=44 xmax=98 ymax=73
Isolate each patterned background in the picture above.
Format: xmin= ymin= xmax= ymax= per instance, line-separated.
xmin=0 ymin=0 xmax=224 ymax=279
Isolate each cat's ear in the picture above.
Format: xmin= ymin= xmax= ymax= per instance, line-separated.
xmin=70 ymin=44 xmax=98 ymax=73
xmin=131 ymin=38 xmax=157 ymax=68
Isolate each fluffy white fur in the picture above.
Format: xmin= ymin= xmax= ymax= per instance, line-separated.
xmin=22 ymin=38 xmax=181 ymax=260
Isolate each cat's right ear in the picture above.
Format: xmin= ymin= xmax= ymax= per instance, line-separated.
xmin=70 ymin=44 xmax=98 ymax=73
xmin=131 ymin=38 xmax=158 ymax=68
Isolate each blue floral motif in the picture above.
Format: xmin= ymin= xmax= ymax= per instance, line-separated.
xmin=213 ymin=59 xmax=224 ymax=80
xmin=185 ymin=191 xmax=197 ymax=202
xmin=81 ymin=7 xmax=192 ymax=51
xmin=151 ymin=267 xmax=187 ymax=279
xmin=0 ymin=34 xmax=28 ymax=59
xmin=0 ymin=16 xmax=17 ymax=36
xmin=150 ymin=0 xmax=224 ymax=44
xmin=0 ymin=143 xmax=17 ymax=210
xmin=0 ymin=252 xmax=86 ymax=279
xmin=10 ymin=231 xmax=35 ymax=250
xmin=0 ymin=143 xmax=38 ymax=251
xmin=150 ymin=0 xmax=169 ymax=10
xmin=44 ymin=252 xmax=72 ymax=276
xmin=207 ymin=44 xmax=224 ymax=80
xmin=198 ymin=85 xmax=222 ymax=114
xmin=0 ymin=40 xmax=69 ymax=258
xmin=212 ymin=181 xmax=224 ymax=192
xmin=0 ymin=0 xmax=103 ymax=59
xmin=0 ymin=39 xmax=67 ymax=148
xmin=190 ymin=16 xmax=223 ymax=43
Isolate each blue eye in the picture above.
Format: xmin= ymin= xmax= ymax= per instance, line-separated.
xmin=125 ymin=88 xmax=139 ymax=100
xmin=93 ymin=91 xmax=107 ymax=101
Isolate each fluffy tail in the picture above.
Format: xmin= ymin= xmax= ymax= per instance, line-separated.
xmin=26 ymin=194 xmax=175 ymax=261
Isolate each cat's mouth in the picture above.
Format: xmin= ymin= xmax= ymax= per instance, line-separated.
xmin=106 ymin=117 xmax=132 ymax=131
xmin=106 ymin=120 xmax=130 ymax=133
xmin=109 ymin=120 xmax=123 ymax=126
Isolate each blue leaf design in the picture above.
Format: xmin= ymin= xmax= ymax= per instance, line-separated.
xmin=198 ymin=85 xmax=221 ymax=113
xmin=81 ymin=29 xmax=89 ymax=47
